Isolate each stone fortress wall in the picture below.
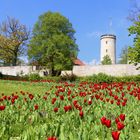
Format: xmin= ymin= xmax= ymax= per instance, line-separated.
xmin=0 ymin=64 xmax=140 ymax=77
xmin=0 ymin=66 xmax=50 ymax=77
xmin=72 ymin=64 xmax=140 ymax=77
xmin=0 ymin=66 xmax=36 ymax=76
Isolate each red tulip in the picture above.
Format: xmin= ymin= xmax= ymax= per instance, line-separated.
xmin=121 ymin=92 xmax=125 ymax=97
xmin=95 ymin=94 xmax=100 ymax=100
xmin=47 ymin=136 xmax=57 ymax=140
xmin=84 ymin=99 xmax=87 ymax=103
xmin=0 ymin=98 xmax=3 ymax=102
xmin=29 ymin=94 xmax=34 ymax=100
xmin=138 ymin=94 xmax=140 ymax=100
xmin=79 ymin=111 xmax=84 ymax=118
xmin=8 ymin=96 xmax=11 ymax=100
xmin=100 ymin=97 xmax=103 ymax=101
xmin=117 ymin=122 xmax=125 ymax=130
xmin=88 ymin=100 xmax=92 ymax=105
xmin=68 ymin=105 xmax=72 ymax=110
xmin=110 ymin=100 xmax=114 ymax=104
xmin=43 ymin=96 xmax=47 ymax=100
xmin=11 ymin=98 xmax=15 ymax=104
xmin=116 ymin=101 xmax=120 ymax=106
xmin=119 ymin=114 xmax=125 ymax=121
xmin=54 ymin=107 xmax=58 ymax=112
xmin=123 ymin=98 xmax=127 ymax=102
xmin=73 ymin=100 xmax=78 ymax=105
xmin=60 ymin=95 xmax=64 ymax=100
xmin=3 ymin=95 xmax=7 ymax=100
xmin=78 ymin=106 xmax=82 ymax=111
xmin=55 ymin=92 xmax=59 ymax=96
xmin=100 ymin=116 xmax=106 ymax=125
xmin=106 ymin=98 xmax=109 ymax=102
xmin=34 ymin=104 xmax=38 ymax=110
xmin=64 ymin=106 xmax=69 ymax=112
xmin=67 ymin=90 xmax=71 ymax=96
xmin=133 ymin=93 xmax=137 ymax=97
xmin=52 ymin=98 xmax=57 ymax=104
xmin=105 ymin=119 xmax=111 ymax=128
xmin=112 ymin=131 xmax=120 ymax=140
xmin=74 ymin=104 xmax=79 ymax=109
xmin=115 ymin=118 xmax=120 ymax=124
xmin=114 ymin=95 xmax=118 ymax=100
xmin=121 ymin=102 xmax=126 ymax=106
xmin=13 ymin=95 xmax=18 ymax=99
xmin=0 ymin=105 xmax=5 ymax=111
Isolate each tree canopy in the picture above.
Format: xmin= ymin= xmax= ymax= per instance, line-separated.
xmin=0 ymin=35 xmax=14 ymax=65
xmin=0 ymin=17 xmax=30 ymax=66
xmin=101 ymin=55 xmax=112 ymax=65
xmin=28 ymin=11 xmax=78 ymax=75
xmin=127 ymin=1 xmax=140 ymax=69
xmin=128 ymin=17 xmax=140 ymax=69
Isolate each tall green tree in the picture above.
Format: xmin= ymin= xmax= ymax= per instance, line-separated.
xmin=0 ymin=35 xmax=13 ymax=65
xmin=128 ymin=21 xmax=140 ymax=69
xmin=0 ymin=17 xmax=30 ymax=66
xmin=128 ymin=17 xmax=140 ymax=69
xmin=118 ymin=46 xmax=128 ymax=64
xmin=127 ymin=0 xmax=140 ymax=69
xmin=28 ymin=11 xmax=78 ymax=76
xmin=101 ymin=55 xmax=112 ymax=65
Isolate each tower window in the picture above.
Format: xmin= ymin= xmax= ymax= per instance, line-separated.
xmin=106 ymin=41 xmax=108 ymax=44
xmin=106 ymin=49 xmax=108 ymax=53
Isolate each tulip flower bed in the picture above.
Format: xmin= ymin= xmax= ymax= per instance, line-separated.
xmin=0 ymin=80 xmax=140 ymax=140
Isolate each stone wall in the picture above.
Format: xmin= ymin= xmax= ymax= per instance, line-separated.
xmin=72 ymin=64 xmax=140 ymax=77
xmin=0 ymin=64 xmax=140 ymax=77
xmin=0 ymin=66 xmax=50 ymax=76
xmin=0 ymin=66 xmax=36 ymax=76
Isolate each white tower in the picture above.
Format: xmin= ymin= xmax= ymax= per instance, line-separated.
xmin=100 ymin=34 xmax=116 ymax=64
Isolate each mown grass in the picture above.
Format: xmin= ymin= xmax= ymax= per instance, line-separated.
xmin=0 ymin=80 xmax=52 ymax=95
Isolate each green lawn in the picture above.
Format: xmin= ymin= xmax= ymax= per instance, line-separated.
xmin=0 ymin=80 xmax=52 ymax=95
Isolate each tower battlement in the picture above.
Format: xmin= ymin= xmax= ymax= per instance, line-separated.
xmin=100 ymin=34 xmax=116 ymax=39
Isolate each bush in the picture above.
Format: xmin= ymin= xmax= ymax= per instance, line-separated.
xmin=135 ymin=74 xmax=140 ymax=81
xmin=78 ymin=73 xmax=140 ymax=83
xmin=42 ymin=74 xmax=77 ymax=82
xmin=60 ymin=73 xmax=77 ymax=82
xmin=78 ymin=73 xmax=114 ymax=83
xmin=26 ymin=73 xmax=42 ymax=81
xmin=113 ymin=75 xmax=140 ymax=83
xmin=96 ymin=73 xmax=114 ymax=83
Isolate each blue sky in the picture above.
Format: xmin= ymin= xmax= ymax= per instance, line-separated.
xmin=0 ymin=0 xmax=137 ymax=64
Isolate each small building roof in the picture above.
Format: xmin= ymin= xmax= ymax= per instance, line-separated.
xmin=73 ymin=58 xmax=85 ymax=66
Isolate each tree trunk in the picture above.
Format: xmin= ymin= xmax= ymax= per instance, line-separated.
xmin=12 ymin=51 xmax=18 ymax=66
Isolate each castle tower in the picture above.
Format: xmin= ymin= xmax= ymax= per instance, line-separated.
xmin=100 ymin=34 xmax=116 ymax=64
